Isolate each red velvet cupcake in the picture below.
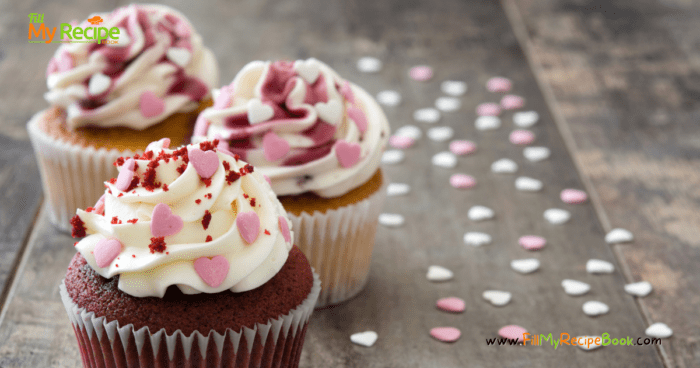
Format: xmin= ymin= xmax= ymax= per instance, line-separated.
xmin=59 ymin=139 xmax=320 ymax=367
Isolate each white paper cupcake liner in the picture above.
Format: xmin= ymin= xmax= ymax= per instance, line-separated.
xmin=27 ymin=109 xmax=139 ymax=233
xmin=59 ymin=270 xmax=320 ymax=368
xmin=288 ymin=174 xmax=387 ymax=308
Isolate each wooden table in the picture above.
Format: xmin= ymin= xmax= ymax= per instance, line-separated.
xmin=1 ymin=0 xmax=697 ymax=366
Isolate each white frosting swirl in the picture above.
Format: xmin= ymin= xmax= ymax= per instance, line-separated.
xmin=193 ymin=59 xmax=389 ymax=198
xmin=73 ymin=140 xmax=293 ymax=297
xmin=45 ymin=4 xmax=218 ymax=131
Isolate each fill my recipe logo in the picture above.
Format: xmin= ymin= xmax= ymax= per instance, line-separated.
xmin=486 ymin=333 xmax=661 ymax=349
xmin=28 ymin=13 xmax=120 ymax=44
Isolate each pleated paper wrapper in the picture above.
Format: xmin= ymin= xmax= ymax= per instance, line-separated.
xmin=27 ymin=110 xmax=137 ymax=233
xmin=288 ymin=176 xmax=386 ymax=308
xmin=59 ymin=271 xmax=321 ymax=368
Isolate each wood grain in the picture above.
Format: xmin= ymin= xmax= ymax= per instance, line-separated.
xmin=0 ymin=0 xmax=669 ymax=366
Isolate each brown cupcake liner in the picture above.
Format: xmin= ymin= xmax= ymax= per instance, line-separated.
xmin=27 ymin=110 xmax=138 ymax=233
xmin=58 ymin=270 xmax=321 ymax=368
xmin=288 ymin=175 xmax=387 ymax=308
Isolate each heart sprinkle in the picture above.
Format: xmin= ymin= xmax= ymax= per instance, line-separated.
xmin=449 ymin=140 xmax=477 ymax=156
xmin=293 ymin=59 xmax=321 ymax=84
xmin=115 ymin=158 xmax=135 ymax=191
xmin=605 ymin=228 xmax=634 ymax=244
xmin=509 ymin=130 xmax=535 ymax=145
xmin=543 ymin=208 xmax=571 ymax=224
xmin=387 ymin=183 xmax=410 ymax=196
xmin=376 ymin=90 xmax=402 ymax=106
xmin=561 ymin=279 xmax=591 ymax=296
xmin=317 ymin=100 xmax=344 ymax=126
xmin=413 ymin=108 xmax=441 ymax=123
xmin=586 ymin=259 xmax=615 ymax=274
xmin=475 ymin=116 xmax=501 ymax=131
xmin=193 ymin=255 xmax=230 ymax=288
xmin=356 ymin=57 xmax=382 ymax=73
xmin=262 ymin=131 xmax=291 ymax=162
xmin=94 ymin=238 xmax=123 ymax=268
xmin=501 ymin=95 xmax=525 ymax=110
xmin=378 ymin=213 xmax=405 ymax=227
xmin=278 ymin=216 xmax=291 ymax=243
xmin=335 ymin=140 xmax=362 ymax=168
xmin=189 ymin=148 xmax=219 ymax=179
xmin=150 ymin=203 xmax=183 ymax=237
xmin=513 ymin=111 xmax=539 ymax=127
xmin=236 ymin=211 xmax=260 ymax=244
xmin=510 ymin=258 xmax=540 ymax=274
xmin=645 ymin=323 xmax=673 ymax=338
xmin=350 ymin=331 xmax=378 ymax=347
xmin=436 ymin=297 xmax=466 ymax=313
xmin=441 ymin=80 xmax=467 ymax=96
xmin=427 ymin=126 xmax=454 ymax=142
xmin=498 ymin=325 xmax=527 ymax=341
xmin=166 ymin=47 xmax=192 ymax=67
xmin=515 ymin=177 xmax=543 ymax=192
xmin=382 ymin=150 xmax=405 ymax=164
xmin=491 ymin=158 xmax=518 ymax=173
xmin=486 ymin=77 xmax=513 ymax=93
xmin=624 ymin=281 xmax=652 ymax=297
xmin=561 ymin=189 xmax=588 ymax=204
xmin=409 ymin=65 xmax=433 ymax=81
xmin=88 ymin=73 xmax=111 ymax=95
xmin=483 ymin=290 xmax=512 ymax=306
xmin=432 ymin=152 xmax=457 ymax=168
xmin=582 ymin=301 xmax=610 ymax=317
xmin=430 ymin=327 xmax=461 ymax=343
xmin=519 ymin=235 xmax=546 ymax=251
xmin=427 ymin=265 xmax=453 ymax=282
xmin=247 ymin=99 xmax=275 ymax=124
xmin=139 ymin=91 xmax=165 ymax=118
xmin=476 ymin=103 xmax=501 ymax=117
xmin=468 ymin=206 xmax=495 ymax=221
xmin=523 ymin=146 xmax=551 ymax=162
xmin=463 ymin=232 xmax=492 ymax=247
xmin=577 ymin=336 xmax=603 ymax=351
xmin=450 ymin=174 xmax=476 ymax=189
xmin=435 ymin=97 xmax=461 ymax=112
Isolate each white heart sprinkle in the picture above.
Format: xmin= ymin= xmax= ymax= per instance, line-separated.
xmin=582 ymin=301 xmax=609 ymax=316
xmin=510 ymin=258 xmax=540 ymax=274
xmin=577 ymin=336 xmax=603 ymax=351
xmin=350 ymin=331 xmax=378 ymax=347
xmin=523 ymin=147 xmax=551 ymax=162
xmin=387 ymin=183 xmax=410 ymax=196
xmin=110 ymin=28 xmax=130 ymax=47
xmin=625 ymin=281 xmax=652 ymax=297
xmin=357 ymin=57 xmax=382 ymax=73
xmin=88 ymin=72 xmax=110 ymax=95
xmin=482 ymin=290 xmax=512 ymax=306
xmin=382 ymin=150 xmax=405 ymax=164
xmin=427 ymin=265 xmax=454 ymax=282
xmin=441 ymin=80 xmax=467 ymax=96
xmin=605 ymin=228 xmax=634 ymax=244
xmin=315 ymin=100 xmax=343 ymax=125
xmin=468 ymin=206 xmax=495 ymax=221
xmin=247 ymin=99 xmax=275 ymax=124
xmin=543 ymin=208 xmax=570 ymax=224
xmin=435 ymin=97 xmax=461 ymax=112
xmin=394 ymin=125 xmax=422 ymax=140
xmin=427 ymin=126 xmax=454 ymax=142
xmin=378 ymin=213 xmax=405 ymax=227
xmin=645 ymin=323 xmax=673 ymax=338
xmin=432 ymin=152 xmax=457 ymax=168
xmin=293 ymin=59 xmax=321 ymax=84
xmin=515 ymin=176 xmax=543 ymax=192
xmin=463 ymin=232 xmax=492 ymax=247
xmin=561 ymin=279 xmax=591 ymax=296
xmin=413 ymin=108 xmax=441 ymax=123
xmin=513 ymin=111 xmax=539 ymax=127
xmin=166 ymin=47 xmax=192 ymax=67
xmin=586 ymin=259 xmax=615 ymax=274
xmin=475 ymin=116 xmax=501 ymax=131
xmin=376 ymin=90 xmax=402 ymax=106
xmin=491 ymin=158 xmax=518 ymax=173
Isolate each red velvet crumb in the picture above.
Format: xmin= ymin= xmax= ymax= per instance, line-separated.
xmin=205 ymin=193 xmax=212 ymax=199
xmin=74 ymin=241 xmax=79 ymax=247
xmin=85 ymin=207 xmax=94 ymax=213
xmin=70 ymin=215 xmax=86 ymax=238
xmin=244 ymin=164 xmax=254 ymax=173
xmin=243 ymin=193 xmax=249 ymax=199
xmin=162 ymin=183 xmax=169 ymax=192
xmin=226 ymin=171 xmax=240 ymax=184
xmin=109 ymin=178 xmax=117 ymax=184
xmin=202 ymin=178 xmax=212 ymax=187
xmin=149 ymin=237 xmax=167 ymax=254
xmin=234 ymin=154 xmax=240 ymax=161
xmin=222 ymin=161 xmax=230 ymax=171
xmin=176 ymin=163 xmax=188 ymax=174
xmin=117 ymin=193 xmax=124 ymax=197
xmin=264 ymin=229 xmax=271 ymax=235
xmin=205 ymin=235 xmax=213 ymax=242
xmin=249 ymin=198 xmax=256 ymax=207
xmin=113 ymin=157 xmax=125 ymax=167
xmin=111 ymin=216 xmax=122 ymax=224
xmin=195 ymin=199 xmax=201 ymax=204
xmin=199 ymin=141 xmax=217 ymax=151
xmin=202 ymin=210 xmax=211 ymax=230
xmin=127 ymin=218 xmax=138 ymax=224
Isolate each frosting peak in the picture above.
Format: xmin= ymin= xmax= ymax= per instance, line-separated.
xmin=45 ymin=4 xmax=219 ymax=131
xmin=193 ymin=59 xmax=389 ymax=197
xmin=71 ymin=139 xmax=293 ymax=297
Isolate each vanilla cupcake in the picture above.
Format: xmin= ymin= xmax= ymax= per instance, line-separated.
xmin=27 ymin=4 xmax=218 ymax=232
xmin=61 ymin=139 xmax=319 ymax=367
xmin=193 ymin=59 xmax=389 ymax=306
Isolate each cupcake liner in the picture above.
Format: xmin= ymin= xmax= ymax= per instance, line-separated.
xmin=27 ymin=110 xmax=138 ymax=233
xmin=59 ymin=270 xmax=320 ymax=368
xmin=288 ymin=174 xmax=387 ymax=308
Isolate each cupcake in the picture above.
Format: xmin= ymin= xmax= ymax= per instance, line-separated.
xmin=193 ymin=59 xmax=389 ymax=307
xmin=27 ymin=4 xmax=219 ymax=232
xmin=60 ymin=139 xmax=320 ymax=367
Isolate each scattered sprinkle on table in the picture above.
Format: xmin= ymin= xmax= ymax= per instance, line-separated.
xmin=509 ymin=130 xmax=535 ymax=145
xmin=386 ymin=183 xmax=410 ymax=196
xmin=464 ymin=232 xmax=492 ymax=246
xmin=389 ymin=135 xmax=415 ymax=149
xmin=586 ymin=259 xmax=615 ymax=274
xmin=498 ymin=325 xmax=527 ymax=341
xmin=450 ymin=174 xmax=476 ymax=189
xmin=413 ymin=108 xmax=441 ymax=123
xmin=543 ymin=208 xmax=570 ymax=224
xmin=482 ymin=290 xmax=512 ymax=306
xmin=523 ymin=146 xmax=551 ymax=162
xmin=427 ymin=126 xmax=454 ymax=142
xmin=436 ymin=297 xmax=466 ymax=313
xmin=427 ymin=265 xmax=454 ymax=282
xmin=645 ymin=323 xmax=673 ymax=338
xmin=394 ymin=125 xmax=422 ymax=140
xmin=515 ymin=176 xmax=543 ymax=192
xmin=605 ymin=228 xmax=634 ymax=244
xmin=441 ymin=80 xmax=467 ymax=96
xmin=561 ymin=279 xmax=591 ymax=296
xmin=513 ymin=111 xmax=539 ymax=127
xmin=430 ymin=327 xmax=461 ymax=343
xmin=500 ymin=94 xmax=525 ymax=110
xmin=382 ymin=150 xmax=405 ymax=164
xmin=560 ymin=189 xmax=588 ymax=204
xmin=476 ymin=102 xmax=501 ymax=116
xmin=449 ymin=140 xmax=477 ymax=155
xmin=376 ymin=90 xmax=402 ymax=106
xmin=409 ymin=65 xmax=433 ymax=81
xmin=624 ymin=281 xmax=652 ymax=297
xmin=378 ymin=213 xmax=405 ymax=227
xmin=510 ymin=258 xmax=540 ymax=274
xmin=468 ymin=205 xmax=495 ymax=221
xmin=486 ymin=77 xmax=513 ymax=93
xmin=475 ymin=116 xmax=501 ymax=131
xmin=356 ymin=57 xmax=382 ymax=73
xmin=582 ymin=301 xmax=610 ymax=317
xmin=518 ymin=235 xmax=546 ymax=251
xmin=435 ymin=97 xmax=461 ymax=112
xmin=432 ymin=152 xmax=457 ymax=168
xmin=350 ymin=331 xmax=378 ymax=347
xmin=491 ymin=158 xmax=518 ymax=173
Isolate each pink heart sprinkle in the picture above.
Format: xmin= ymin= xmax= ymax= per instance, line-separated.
xmin=189 ymin=148 xmax=219 ymax=179
xmin=262 ymin=131 xmax=290 ymax=162
xmin=263 ymin=175 xmax=272 ymax=185
xmin=519 ymin=235 xmax=547 ymax=251
xmin=436 ymin=297 xmax=465 ymax=313
xmin=334 ymin=140 xmax=361 ymax=168
xmin=450 ymin=174 xmax=476 ymax=189
xmin=389 ymin=135 xmax=415 ymax=149
xmin=194 ymin=255 xmax=230 ymax=288
xmin=509 ymin=130 xmax=535 ymax=145
xmin=139 ymin=91 xmax=165 ymax=118
xmin=476 ymin=103 xmax=501 ymax=117
xmin=561 ymin=189 xmax=588 ymax=204
xmin=501 ymin=95 xmax=525 ymax=110
xmin=237 ymin=211 xmax=260 ymax=244
xmin=339 ymin=81 xmax=355 ymax=104
xmin=213 ymin=85 xmax=233 ymax=109
xmin=150 ymin=203 xmax=183 ymax=237
xmin=278 ymin=216 xmax=291 ymax=243
xmin=409 ymin=65 xmax=433 ymax=81
xmin=115 ymin=158 xmax=135 ymax=191
xmin=430 ymin=327 xmax=461 ymax=342
xmin=498 ymin=325 xmax=527 ymax=341
xmin=449 ymin=140 xmax=477 ymax=155
xmin=347 ymin=106 xmax=368 ymax=133
xmin=93 ymin=194 xmax=106 ymax=215
xmin=486 ymin=77 xmax=512 ymax=93
xmin=94 ymin=238 xmax=122 ymax=268
xmin=146 ymin=138 xmax=171 ymax=152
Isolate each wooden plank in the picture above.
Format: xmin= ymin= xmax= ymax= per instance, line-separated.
xmin=505 ymin=0 xmax=700 ymax=366
xmin=0 ymin=0 xmax=665 ymax=366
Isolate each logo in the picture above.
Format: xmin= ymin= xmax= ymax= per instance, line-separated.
xmin=28 ymin=13 xmax=120 ymax=44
